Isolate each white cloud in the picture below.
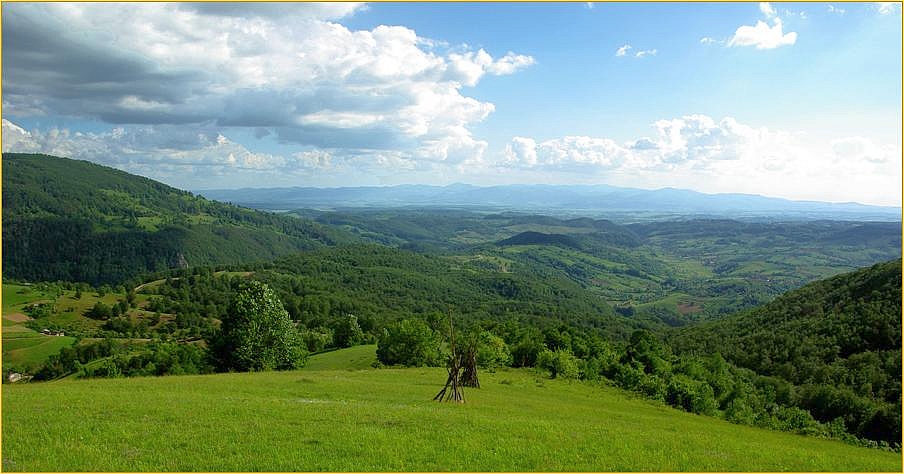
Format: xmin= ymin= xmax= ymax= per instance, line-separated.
xmin=728 ymin=18 xmax=797 ymax=49
xmin=759 ymin=2 xmax=777 ymax=18
xmin=876 ymin=2 xmax=900 ymax=14
xmin=827 ymin=5 xmax=846 ymax=14
xmin=831 ymin=137 xmax=898 ymax=164
xmin=585 ymin=2 xmax=595 ymax=9
xmin=496 ymin=115 xmax=901 ymax=206
xmin=700 ymin=37 xmax=719 ymax=45
xmin=616 ymin=44 xmax=655 ymax=59
xmin=2 ymin=3 xmax=535 ymax=168
xmin=2 ymin=119 xmax=290 ymax=174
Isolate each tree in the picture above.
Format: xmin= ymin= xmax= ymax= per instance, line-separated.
xmin=537 ymin=348 xmax=581 ymax=379
xmin=85 ymin=301 xmax=112 ymax=320
xmin=376 ymin=319 xmax=442 ymax=367
xmin=333 ymin=314 xmax=365 ymax=348
xmin=475 ymin=331 xmax=512 ymax=370
xmin=210 ymin=281 xmax=307 ymax=372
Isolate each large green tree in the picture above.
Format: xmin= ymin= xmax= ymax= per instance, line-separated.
xmin=211 ymin=281 xmax=307 ymax=372
xmin=376 ymin=319 xmax=442 ymax=367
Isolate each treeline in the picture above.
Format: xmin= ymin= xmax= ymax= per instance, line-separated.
xmin=372 ymin=314 xmax=899 ymax=450
xmin=33 ymin=339 xmax=212 ymax=380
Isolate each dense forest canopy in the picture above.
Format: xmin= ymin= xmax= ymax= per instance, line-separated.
xmin=2 ymin=153 xmax=347 ymax=284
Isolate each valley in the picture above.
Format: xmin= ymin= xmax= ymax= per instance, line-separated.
xmin=2 ymin=153 xmax=901 ymax=471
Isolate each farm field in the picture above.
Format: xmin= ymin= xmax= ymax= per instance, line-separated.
xmin=2 ymin=351 xmax=900 ymax=472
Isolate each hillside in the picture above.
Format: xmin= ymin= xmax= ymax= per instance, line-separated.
xmin=294 ymin=208 xmax=901 ymax=327
xmin=2 ymin=153 xmax=348 ymax=284
xmin=670 ymin=259 xmax=902 ymax=443
xmin=2 ymin=366 xmax=900 ymax=471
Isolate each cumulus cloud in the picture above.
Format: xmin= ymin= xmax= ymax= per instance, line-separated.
xmin=700 ymin=37 xmax=719 ymax=45
xmin=827 ymin=5 xmax=846 ymax=14
xmin=728 ymin=18 xmax=797 ymax=49
xmin=2 ymin=3 xmax=534 ymax=168
xmin=634 ymin=49 xmax=657 ymax=58
xmin=496 ymin=115 xmax=901 ymax=205
xmin=726 ymin=2 xmax=797 ymax=50
xmin=2 ymin=119 xmax=291 ymax=175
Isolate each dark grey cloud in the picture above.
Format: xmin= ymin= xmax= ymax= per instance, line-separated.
xmin=274 ymin=125 xmax=409 ymax=151
xmin=178 ymin=2 xmax=362 ymax=20
xmin=2 ymin=3 xmax=532 ymax=166
xmin=2 ymin=7 xmax=204 ymax=108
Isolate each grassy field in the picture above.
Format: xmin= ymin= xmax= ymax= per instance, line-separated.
xmin=303 ymin=344 xmax=378 ymax=371
xmin=2 ymin=352 xmax=900 ymax=472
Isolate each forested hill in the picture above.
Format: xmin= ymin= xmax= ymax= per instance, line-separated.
xmin=669 ymin=259 xmax=902 ymax=443
xmin=2 ymin=153 xmax=347 ymax=284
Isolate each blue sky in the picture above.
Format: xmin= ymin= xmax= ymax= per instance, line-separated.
xmin=2 ymin=2 xmax=901 ymax=205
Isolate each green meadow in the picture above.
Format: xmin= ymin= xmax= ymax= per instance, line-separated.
xmin=2 ymin=348 xmax=900 ymax=472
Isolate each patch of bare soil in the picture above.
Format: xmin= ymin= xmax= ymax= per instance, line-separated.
xmin=4 ymin=313 xmax=32 ymax=323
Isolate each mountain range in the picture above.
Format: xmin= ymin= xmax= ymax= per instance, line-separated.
xmin=199 ymin=183 xmax=902 ymax=221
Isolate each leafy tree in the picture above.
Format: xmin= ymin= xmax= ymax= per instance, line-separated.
xmin=333 ymin=314 xmax=365 ymax=348
xmin=537 ymin=348 xmax=581 ymax=379
xmin=85 ymin=301 xmax=112 ymax=320
xmin=475 ymin=330 xmax=512 ymax=369
xmin=210 ymin=281 xmax=307 ymax=372
xmin=376 ymin=319 xmax=442 ymax=367
xmin=300 ymin=327 xmax=334 ymax=352
xmin=511 ymin=333 xmax=545 ymax=368
xmin=666 ymin=374 xmax=717 ymax=415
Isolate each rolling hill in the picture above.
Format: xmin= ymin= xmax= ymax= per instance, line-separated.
xmin=669 ymin=259 xmax=902 ymax=443
xmin=2 ymin=153 xmax=350 ymax=284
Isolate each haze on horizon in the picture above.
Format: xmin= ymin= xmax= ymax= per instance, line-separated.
xmin=2 ymin=2 xmax=901 ymax=207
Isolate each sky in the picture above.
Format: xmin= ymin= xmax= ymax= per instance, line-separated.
xmin=2 ymin=2 xmax=901 ymax=206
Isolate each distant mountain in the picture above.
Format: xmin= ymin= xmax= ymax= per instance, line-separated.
xmin=2 ymin=153 xmax=347 ymax=284
xmin=198 ymin=183 xmax=901 ymax=221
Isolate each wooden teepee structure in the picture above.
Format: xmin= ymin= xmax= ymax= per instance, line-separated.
xmin=433 ymin=310 xmax=464 ymax=402
xmin=458 ymin=342 xmax=480 ymax=388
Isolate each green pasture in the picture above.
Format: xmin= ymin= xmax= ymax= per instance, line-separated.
xmin=2 ymin=363 xmax=900 ymax=472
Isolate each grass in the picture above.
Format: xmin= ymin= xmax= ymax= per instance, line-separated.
xmin=2 ymin=284 xmax=54 ymax=312
xmin=303 ymin=344 xmax=378 ymax=371
xmin=2 ymin=363 xmax=900 ymax=472
xmin=2 ymin=336 xmax=76 ymax=371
